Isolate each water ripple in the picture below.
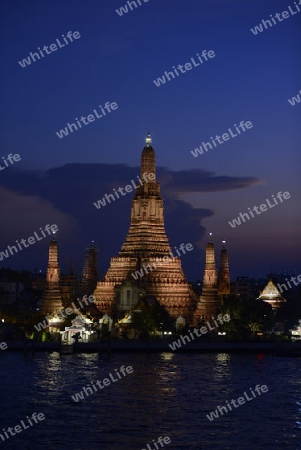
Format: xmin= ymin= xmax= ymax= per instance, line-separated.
xmin=0 ymin=352 xmax=300 ymax=449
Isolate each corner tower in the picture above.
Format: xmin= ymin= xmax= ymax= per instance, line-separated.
xmin=218 ymin=240 xmax=230 ymax=299
xmin=82 ymin=241 xmax=98 ymax=297
xmin=194 ymin=234 xmax=221 ymax=323
xmin=40 ymin=236 xmax=64 ymax=315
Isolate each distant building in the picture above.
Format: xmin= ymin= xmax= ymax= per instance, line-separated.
xmin=290 ymin=320 xmax=301 ymax=341
xmin=231 ymin=277 xmax=251 ymax=299
xmin=257 ymin=279 xmax=286 ymax=310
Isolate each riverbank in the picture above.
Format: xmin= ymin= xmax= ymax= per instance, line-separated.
xmin=1 ymin=339 xmax=300 ymax=355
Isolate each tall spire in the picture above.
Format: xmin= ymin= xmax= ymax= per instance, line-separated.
xmin=82 ymin=241 xmax=98 ymax=296
xmin=93 ymin=133 xmax=197 ymax=324
xmin=194 ymin=234 xmax=221 ymax=324
xmin=40 ymin=236 xmax=63 ymax=315
xmin=145 ymin=131 xmax=152 ymax=146
xmin=140 ymin=131 xmax=156 ymax=183
xmin=203 ymin=234 xmax=218 ymax=288
xmin=125 ymin=133 xmax=167 ymax=251
xmin=218 ymin=240 xmax=230 ymax=296
xmin=46 ymin=236 xmax=60 ymax=283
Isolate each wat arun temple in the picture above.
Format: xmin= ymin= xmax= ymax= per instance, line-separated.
xmin=40 ymin=134 xmax=231 ymax=328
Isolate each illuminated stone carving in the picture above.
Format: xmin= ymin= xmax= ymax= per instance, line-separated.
xmin=40 ymin=236 xmax=64 ymax=315
xmin=194 ymin=235 xmax=221 ymax=323
xmin=218 ymin=240 xmax=230 ymax=296
xmin=94 ymin=133 xmax=197 ymax=323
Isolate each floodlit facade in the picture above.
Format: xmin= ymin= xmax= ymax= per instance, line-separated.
xmin=93 ymin=133 xmax=198 ymax=323
xmin=40 ymin=236 xmax=64 ymax=315
xmin=257 ymin=279 xmax=286 ymax=309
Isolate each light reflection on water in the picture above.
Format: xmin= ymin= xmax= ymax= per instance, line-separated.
xmin=0 ymin=352 xmax=300 ymax=450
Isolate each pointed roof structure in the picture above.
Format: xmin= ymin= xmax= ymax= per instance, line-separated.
xmin=218 ymin=240 xmax=230 ymax=296
xmin=257 ymin=279 xmax=286 ymax=309
xmin=82 ymin=241 xmax=98 ymax=296
xmin=93 ymin=133 xmax=197 ymax=323
xmin=194 ymin=233 xmax=221 ymax=323
xmin=145 ymin=131 xmax=152 ymax=146
xmin=40 ymin=236 xmax=64 ymax=315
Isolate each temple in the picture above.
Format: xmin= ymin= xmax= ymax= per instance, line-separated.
xmin=40 ymin=236 xmax=64 ymax=315
xmin=37 ymin=134 xmax=233 ymax=330
xmin=93 ymin=133 xmax=197 ymax=323
xmin=257 ymin=279 xmax=286 ymax=310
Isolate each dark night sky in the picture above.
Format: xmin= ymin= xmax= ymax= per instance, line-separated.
xmin=0 ymin=0 xmax=300 ymax=280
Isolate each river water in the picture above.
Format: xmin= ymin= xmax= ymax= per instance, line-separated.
xmin=0 ymin=351 xmax=300 ymax=449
